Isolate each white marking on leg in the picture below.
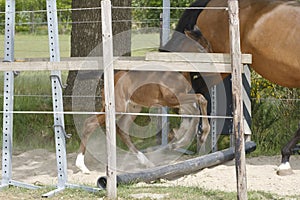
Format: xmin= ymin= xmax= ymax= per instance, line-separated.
xmin=75 ymin=153 xmax=91 ymax=174
xmin=137 ymin=151 xmax=155 ymax=168
xmin=277 ymin=162 xmax=294 ymax=176
xmin=278 ymin=162 xmax=291 ymax=171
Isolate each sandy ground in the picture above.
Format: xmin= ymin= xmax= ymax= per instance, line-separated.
xmin=161 ymin=155 xmax=300 ymax=196
xmin=1 ymin=149 xmax=300 ymax=196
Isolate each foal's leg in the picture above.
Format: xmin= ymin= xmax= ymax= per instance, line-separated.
xmin=277 ymin=127 xmax=300 ymax=176
xmin=176 ymin=93 xmax=210 ymax=145
xmin=76 ymin=114 xmax=105 ymax=174
xmin=117 ymin=112 xmax=155 ymax=168
xmin=166 ymin=93 xmax=210 ymax=149
xmin=170 ymin=103 xmax=200 ymax=149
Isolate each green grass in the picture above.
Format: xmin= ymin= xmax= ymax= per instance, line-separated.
xmin=0 ymin=185 xmax=297 ymax=200
xmin=0 ymin=34 xmax=70 ymax=58
xmin=0 ymin=32 xmax=159 ymax=58
xmin=0 ymin=70 xmax=81 ymax=152
xmin=131 ymin=32 xmax=160 ymax=56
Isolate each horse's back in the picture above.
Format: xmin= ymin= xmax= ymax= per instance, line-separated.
xmin=197 ymin=0 xmax=300 ymax=88
xmin=245 ymin=1 xmax=300 ymax=87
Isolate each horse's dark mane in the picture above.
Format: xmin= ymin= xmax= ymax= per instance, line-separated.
xmin=175 ymin=0 xmax=211 ymax=33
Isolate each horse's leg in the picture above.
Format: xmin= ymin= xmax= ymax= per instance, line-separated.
xmin=76 ymin=113 xmax=105 ymax=174
xmin=116 ymin=109 xmax=155 ymax=168
xmin=195 ymin=94 xmax=210 ymax=145
xmin=277 ymin=127 xmax=300 ymax=176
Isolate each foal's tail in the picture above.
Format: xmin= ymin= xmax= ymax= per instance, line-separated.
xmin=175 ymin=0 xmax=211 ymax=33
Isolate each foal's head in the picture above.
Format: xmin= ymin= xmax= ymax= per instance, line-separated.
xmin=160 ymin=26 xmax=212 ymax=53
xmin=184 ymin=26 xmax=213 ymax=53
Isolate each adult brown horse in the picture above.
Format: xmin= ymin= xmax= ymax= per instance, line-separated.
xmin=75 ymin=29 xmax=213 ymax=174
xmin=176 ymin=0 xmax=300 ymax=175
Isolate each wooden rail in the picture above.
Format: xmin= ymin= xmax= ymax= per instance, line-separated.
xmin=0 ymin=53 xmax=251 ymax=72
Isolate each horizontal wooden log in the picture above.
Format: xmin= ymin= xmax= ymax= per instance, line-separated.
xmin=0 ymin=54 xmax=251 ymax=73
xmin=97 ymin=141 xmax=256 ymax=189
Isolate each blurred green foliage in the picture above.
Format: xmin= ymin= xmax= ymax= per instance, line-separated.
xmin=131 ymin=0 xmax=191 ymax=28
xmin=0 ymin=0 xmax=71 ymax=34
xmin=251 ymin=71 xmax=300 ymax=155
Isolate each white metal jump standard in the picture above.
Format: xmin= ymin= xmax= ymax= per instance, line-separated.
xmin=0 ymin=0 xmax=99 ymax=197
xmin=0 ymin=0 xmax=41 ymax=190
xmin=43 ymin=0 xmax=100 ymax=197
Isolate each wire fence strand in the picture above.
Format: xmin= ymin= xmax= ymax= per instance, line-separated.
xmin=0 ymin=6 xmax=228 ymax=15
xmin=0 ymin=110 xmax=233 ymax=119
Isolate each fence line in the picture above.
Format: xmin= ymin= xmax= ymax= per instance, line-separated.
xmin=0 ymin=6 xmax=228 ymax=15
xmin=0 ymin=110 xmax=234 ymax=119
xmin=0 ymin=93 xmax=298 ymax=102
xmin=0 ymin=19 xmax=164 ymax=26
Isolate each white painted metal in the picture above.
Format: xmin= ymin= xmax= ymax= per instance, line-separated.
xmin=160 ymin=3 xmax=170 ymax=146
xmin=162 ymin=0 xmax=170 ymax=46
xmin=210 ymin=85 xmax=218 ymax=152
xmin=1 ymin=0 xmax=15 ymax=187
xmin=243 ymin=65 xmax=252 ymax=139
xmin=45 ymin=0 xmax=68 ymax=196
xmin=0 ymin=0 xmax=41 ymax=191
xmin=43 ymin=0 xmax=100 ymax=197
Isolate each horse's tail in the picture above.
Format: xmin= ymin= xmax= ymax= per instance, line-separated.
xmin=175 ymin=0 xmax=211 ymax=33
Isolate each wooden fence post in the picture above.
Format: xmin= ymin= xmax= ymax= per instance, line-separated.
xmin=228 ymin=0 xmax=248 ymax=199
xmin=101 ymin=0 xmax=117 ymax=199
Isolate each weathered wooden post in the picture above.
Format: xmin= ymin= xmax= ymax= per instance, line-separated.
xmin=101 ymin=0 xmax=117 ymax=199
xmin=228 ymin=0 xmax=248 ymax=199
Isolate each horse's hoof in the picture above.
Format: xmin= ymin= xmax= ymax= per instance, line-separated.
xmin=277 ymin=169 xmax=294 ymax=176
xmin=76 ymin=153 xmax=91 ymax=174
xmin=277 ymin=162 xmax=294 ymax=176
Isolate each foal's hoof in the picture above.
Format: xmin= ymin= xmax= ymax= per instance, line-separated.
xmin=79 ymin=166 xmax=91 ymax=174
xmin=137 ymin=152 xmax=155 ymax=168
xmin=276 ymin=162 xmax=294 ymax=176
xmin=75 ymin=153 xmax=91 ymax=174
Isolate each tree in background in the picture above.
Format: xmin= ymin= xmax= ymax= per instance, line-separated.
xmin=63 ymin=0 xmax=132 ymax=110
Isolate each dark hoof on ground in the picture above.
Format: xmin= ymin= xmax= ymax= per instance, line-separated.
xmin=276 ymin=168 xmax=294 ymax=176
